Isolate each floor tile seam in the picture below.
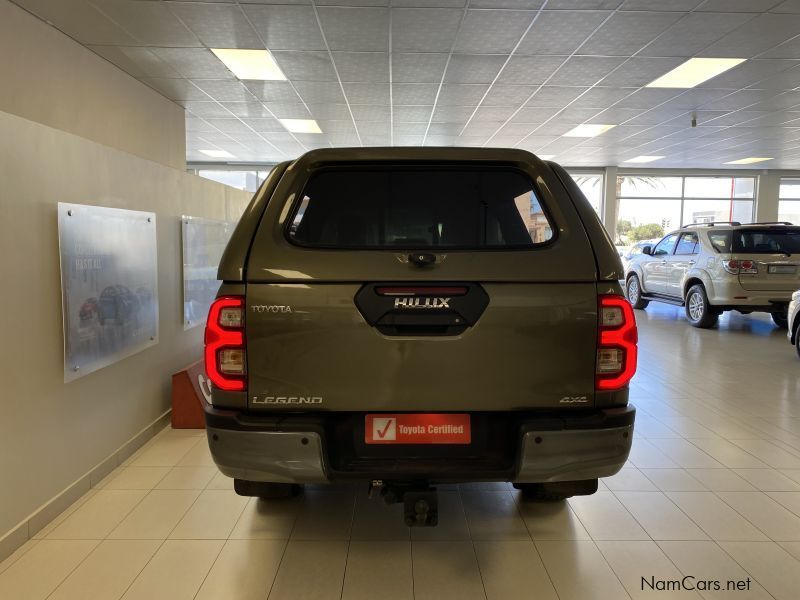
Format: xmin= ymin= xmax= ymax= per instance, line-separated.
xmin=40 ymin=538 xmax=103 ymax=600
xmin=608 ymin=488 xmax=708 ymax=542
xmin=707 ymin=488 xmax=800 ymax=543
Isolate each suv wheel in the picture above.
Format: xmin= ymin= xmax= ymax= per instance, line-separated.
xmin=234 ymin=479 xmax=303 ymax=499
xmin=513 ymin=479 xmax=598 ymax=501
xmin=626 ymin=275 xmax=649 ymax=310
xmin=685 ymin=284 xmax=718 ymax=328
xmin=772 ymin=311 xmax=789 ymax=329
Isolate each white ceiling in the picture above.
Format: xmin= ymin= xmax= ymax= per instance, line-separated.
xmin=12 ymin=0 xmax=800 ymax=169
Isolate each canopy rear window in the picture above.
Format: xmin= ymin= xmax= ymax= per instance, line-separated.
xmin=287 ymin=168 xmax=554 ymax=249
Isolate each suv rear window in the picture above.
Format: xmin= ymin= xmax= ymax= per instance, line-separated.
xmin=708 ymin=228 xmax=800 ymax=254
xmin=287 ymin=168 xmax=554 ymax=249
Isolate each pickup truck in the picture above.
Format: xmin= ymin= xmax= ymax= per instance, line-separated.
xmin=203 ymin=147 xmax=637 ymax=526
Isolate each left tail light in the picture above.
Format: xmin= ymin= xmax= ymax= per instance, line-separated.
xmin=205 ymin=296 xmax=246 ymax=392
xmin=596 ymin=295 xmax=638 ymax=391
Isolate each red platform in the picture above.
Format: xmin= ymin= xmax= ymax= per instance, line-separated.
xmin=171 ymin=360 xmax=212 ymax=429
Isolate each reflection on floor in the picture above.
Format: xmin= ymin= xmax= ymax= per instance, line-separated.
xmin=2 ymin=303 xmax=800 ymax=599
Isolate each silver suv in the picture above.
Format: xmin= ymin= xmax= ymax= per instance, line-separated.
xmin=625 ymin=222 xmax=800 ymax=328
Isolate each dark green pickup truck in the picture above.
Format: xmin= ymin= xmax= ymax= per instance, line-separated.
xmin=203 ymin=147 xmax=636 ymax=526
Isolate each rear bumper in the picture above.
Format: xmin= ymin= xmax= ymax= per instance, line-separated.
xmin=204 ymin=404 xmax=635 ymax=484
xmin=708 ymin=279 xmax=796 ymax=308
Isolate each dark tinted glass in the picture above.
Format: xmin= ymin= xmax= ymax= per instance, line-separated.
xmin=288 ymin=168 xmax=553 ymax=249
xmin=731 ymin=228 xmax=800 ymax=254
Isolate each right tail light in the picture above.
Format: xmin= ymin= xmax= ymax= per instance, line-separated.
xmin=205 ymin=296 xmax=246 ymax=392
xmin=596 ymin=295 xmax=638 ymax=391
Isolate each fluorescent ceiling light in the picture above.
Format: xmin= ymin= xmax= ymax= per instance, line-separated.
xmin=624 ymin=155 xmax=665 ymax=164
xmin=725 ymin=157 xmax=773 ymax=165
xmin=563 ymin=124 xmax=615 ymax=138
xmin=646 ymin=57 xmax=745 ymax=89
xmin=199 ymin=149 xmax=234 ymax=159
xmin=280 ymin=118 xmax=322 ymax=134
xmin=210 ymin=48 xmax=286 ymax=81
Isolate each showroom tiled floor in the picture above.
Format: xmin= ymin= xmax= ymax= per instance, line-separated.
xmin=2 ymin=303 xmax=800 ymax=599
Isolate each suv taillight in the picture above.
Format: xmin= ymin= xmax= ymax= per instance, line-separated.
xmin=205 ymin=296 xmax=246 ymax=391
xmin=722 ymin=259 xmax=758 ymax=275
xmin=596 ymin=295 xmax=638 ymax=391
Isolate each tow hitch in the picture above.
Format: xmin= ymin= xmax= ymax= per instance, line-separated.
xmin=369 ymin=480 xmax=439 ymax=527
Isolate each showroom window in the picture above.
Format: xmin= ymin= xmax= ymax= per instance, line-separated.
xmin=193 ymin=168 xmax=272 ymax=193
xmin=568 ymin=172 xmax=603 ymax=216
xmin=779 ymin=178 xmax=800 ymax=224
xmin=616 ymin=175 xmax=755 ymax=246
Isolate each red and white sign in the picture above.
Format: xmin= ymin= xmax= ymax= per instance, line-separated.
xmin=365 ymin=414 xmax=471 ymax=444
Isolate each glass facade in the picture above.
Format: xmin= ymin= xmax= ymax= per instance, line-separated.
xmin=779 ymin=178 xmax=800 ymax=224
xmin=615 ymin=175 xmax=756 ymax=246
xmin=568 ymin=172 xmax=603 ymax=215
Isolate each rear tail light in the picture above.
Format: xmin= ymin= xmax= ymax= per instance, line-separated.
xmin=205 ymin=296 xmax=246 ymax=391
xmin=722 ymin=259 xmax=758 ymax=274
xmin=596 ymin=295 xmax=638 ymax=391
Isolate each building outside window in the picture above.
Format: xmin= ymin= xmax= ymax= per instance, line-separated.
xmin=778 ymin=178 xmax=800 ymax=224
xmin=616 ymin=175 xmax=756 ymax=248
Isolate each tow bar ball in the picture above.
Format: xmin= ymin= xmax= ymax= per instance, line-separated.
xmin=403 ymin=491 xmax=439 ymax=527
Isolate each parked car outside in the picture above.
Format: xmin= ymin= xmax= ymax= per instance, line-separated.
xmin=202 ymin=148 xmax=637 ymax=526
xmin=625 ymin=222 xmax=800 ymax=328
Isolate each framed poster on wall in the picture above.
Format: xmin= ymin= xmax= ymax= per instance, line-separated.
xmin=58 ymin=203 xmax=159 ymax=382
xmin=181 ymin=216 xmax=234 ymax=330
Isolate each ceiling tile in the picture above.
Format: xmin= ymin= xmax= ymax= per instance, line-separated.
xmin=318 ymin=7 xmax=389 ymax=51
xmin=516 ymin=10 xmax=612 ymax=56
xmin=243 ymin=4 xmax=325 ymax=51
xmin=444 ymin=54 xmax=507 ymax=84
xmin=263 ymin=102 xmax=312 ymax=119
xmin=392 ymin=83 xmax=440 ymax=105
xmin=151 ymin=47 xmax=233 ymax=79
xmin=166 ymin=2 xmax=262 ymax=48
xmin=307 ymin=103 xmax=353 ymax=120
xmin=525 ymin=86 xmax=589 ymax=107
xmin=141 ymin=77 xmax=208 ymax=101
xmin=454 ymin=10 xmax=535 ymax=54
xmin=436 ymin=83 xmax=490 ymax=105
xmin=292 ymin=80 xmax=346 ymax=104
xmin=344 ymin=82 xmax=390 ymax=104
xmin=334 ymin=52 xmax=389 ymax=82
xmin=350 ymin=105 xmax=390 ymax=120
xmin=392 ymin=53 xmax=449 ymax=83
xmin=497 ymin=55 xmax=565 ymax=86
xmin=599 ymin=57 xmax=686 ymax=87
xmin=581 ymin=11 xmax=684 ymax=56
xmin=271 ymin=51 xmax=337 ymax=81
xmin=13 ymin=0 xmax=138 ymax=45
xmin=697 ymin=0 xmax=782 ymax=11
xmin=698 ymin=13 xmax=800 ymax=58
xmin=546 ymin=56 xmax=627 ymax=86
xmin=96 ymin=0 xmax=200 ymax=46
xmin=640 ymin=12 xmax=756 ymax=58
xmin=392 ymin=8 xmax=463 ymax=52
xmin=481 ymin=85 xmax=539 ymax=106
xmin=393 ymin=105 xmax=434 ymax=122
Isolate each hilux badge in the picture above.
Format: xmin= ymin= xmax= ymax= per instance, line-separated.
xmin=394 ymin=297 xmax=450 ymax=309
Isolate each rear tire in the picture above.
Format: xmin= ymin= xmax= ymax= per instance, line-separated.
xmin=685 ymin=284 xmax=718 ymax=328
xmin=772 ymin=311 xmax=789 ymax=329
xmin=234 ymin=479 xmax=303 ymax=499
xmin=626 ymin=275 xmax=649 ymax=310
xmin=513 ymin=479 xmax=598 ymax=502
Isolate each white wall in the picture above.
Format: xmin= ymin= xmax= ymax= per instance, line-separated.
xmin=0 ymin=0 xmax=185 ymax=170
xmin=0 ymin=1 xmax=251 ymax=549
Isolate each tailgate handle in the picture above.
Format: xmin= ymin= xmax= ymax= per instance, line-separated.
xmin=408 ymin=252 xmax=436 ymax=267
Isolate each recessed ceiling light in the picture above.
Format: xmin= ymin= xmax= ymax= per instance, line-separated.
xmin=724 ymin=157 xmax=773 ymax=165
xmin=279 ymin=119 xmax=322 ymax=134
xmin=210 ymin=48 xmax=286 ymax=81
xmin=199 ymin=149 xmax=234 ymax=159
xmin=646 ymin=57 xmax=745 ymax=89
xmin=563 ymin=124 xmax=615 ymax=138
xmin=538 ymin=155 xmax=556 ymax=160
xmin=624 ymin=155 xmax=665 ymax=164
